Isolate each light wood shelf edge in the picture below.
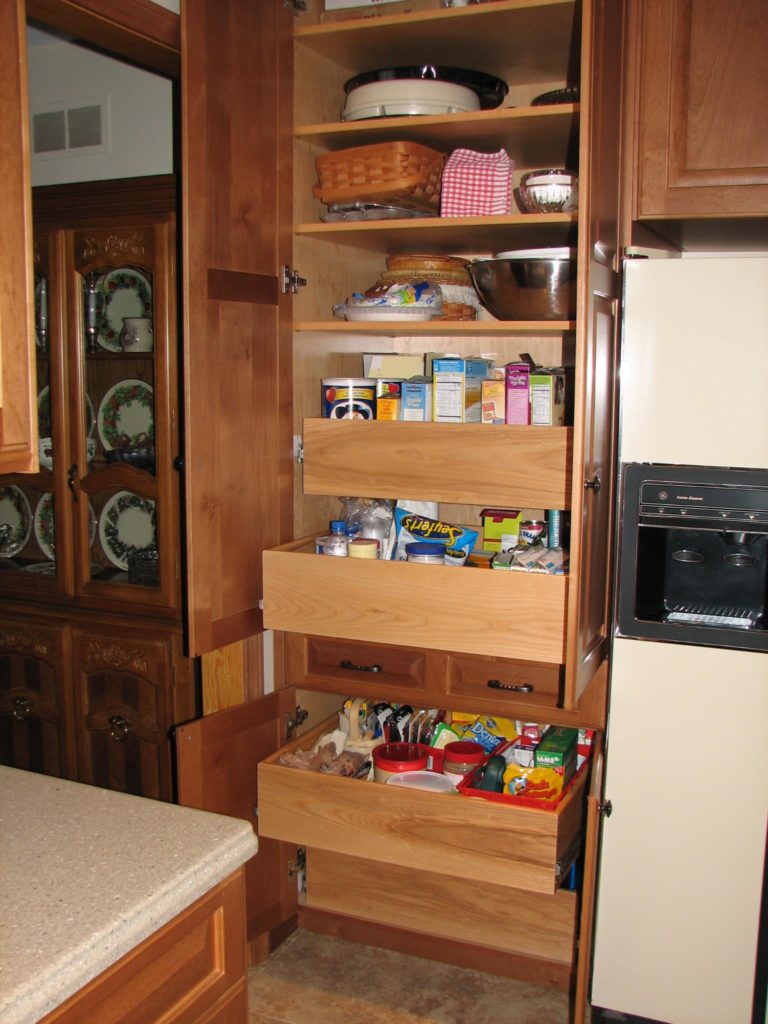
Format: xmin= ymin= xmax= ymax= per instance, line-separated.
xmin=294 ymin=320 xmax=574 ymax=334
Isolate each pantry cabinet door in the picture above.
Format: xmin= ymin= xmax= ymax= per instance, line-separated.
xmin=565 ymin=0 xmax=624 ymax=705
xmin=0 ymin=0 xmax=37 ymax=475
xmin=176 ymin=689 xmax=299 ymax=957
xmin=180 ymin=0 xmax=294 ymax=657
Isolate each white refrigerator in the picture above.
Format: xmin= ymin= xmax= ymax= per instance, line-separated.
xmin=590 ymin=257 xmax=768 ymax=1024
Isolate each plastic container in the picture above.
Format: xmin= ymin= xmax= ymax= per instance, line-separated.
xmin=405 ymin=541 xmax=445 ymax=564
xmin=347 ymin=537 xmax=379 ymax=559
xmin=321 ymin=378 xmax=376 ymax=419
xmin=443 ymin=740 xmax=486 ymax=783
xmin=372 ymin=742 xmax=429 ymax=783
xmin=316 ymin=520 xmax=348 ymax=556
xmin=385 ymin=771 xmax=457 ymax=793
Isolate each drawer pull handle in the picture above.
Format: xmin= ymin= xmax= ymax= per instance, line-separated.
xmin=487 ymin=679 xmax=534 ymax=693
xmin=340 ymin=659 xmax=382 ymax=674
xmin=12 ymin=696 xmax=33 ymax=720
xmin=108 ymin=714 xmax=132 ymax=741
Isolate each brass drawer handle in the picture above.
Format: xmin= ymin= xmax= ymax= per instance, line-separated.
xmin=11 ymin=696 xmax=33 ymax=720
xmin=487 ymin=679 xmax=534 ymax=693
xmin=340 ymin=659 xmax=382 ymax=674
xmin=108 ymin=714 xmax=132 ymax=741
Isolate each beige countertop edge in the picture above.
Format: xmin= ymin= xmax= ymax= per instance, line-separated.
xmin=0 ymin=767 xmax=259 ymax=1024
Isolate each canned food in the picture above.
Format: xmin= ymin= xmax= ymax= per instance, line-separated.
xmin=520 ymin=519 xmax=547 ymax=544
xmin=321 ymin=378 xmax=376 ymax=419
xmin=405 ymin=541 xmax=445 ymax=564
xmin=547 ymin=509 xmax=561 ymax=548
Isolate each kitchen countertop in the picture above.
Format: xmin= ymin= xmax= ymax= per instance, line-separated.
xmin=0 ymin=766 xmax=258 ymax=1024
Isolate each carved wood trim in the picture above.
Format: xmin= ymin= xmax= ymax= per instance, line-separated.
xmin=0 ymin=629 xmax=51 ymax=657
xmin=79 ymin=231 xmax=149 ymax=264
xmin=83 ymin=640 xmax=149 ymax=673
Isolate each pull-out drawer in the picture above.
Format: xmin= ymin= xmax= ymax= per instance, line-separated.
xmin=263 ymin=541 xmax=567 ymax=663
xmin=257 ymin=717 xmax=589 ymax=897
xmin=283 ymin=633 xmax=564 ymax=713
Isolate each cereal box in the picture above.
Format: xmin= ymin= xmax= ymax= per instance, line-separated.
xmin=481 ymin=378 xmax=506 ymax=424
xmin=505 ymin=362 xmax=530 ymax=424
xmin=481 ymin=508 xmax=522 ymax=551
xmin=433 ymin=357 xmax=492 ymax=423
xmin=529 ymin=368 xmax=566 ymax=426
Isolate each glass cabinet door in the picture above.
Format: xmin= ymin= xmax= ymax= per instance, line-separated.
xmin=69 ymin=217 xmax=179 ymax=614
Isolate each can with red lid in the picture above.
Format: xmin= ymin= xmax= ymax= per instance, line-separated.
xmin=443 ymin=740 xmax=485 ymax=783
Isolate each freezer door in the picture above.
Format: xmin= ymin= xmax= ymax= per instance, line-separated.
xmin=619 ymin=257 xmax=768 ymax=468
xmin=591 ymin=637 xmax=768 ymax=1024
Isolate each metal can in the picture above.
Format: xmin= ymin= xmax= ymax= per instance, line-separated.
xmin=520 ymin=519 xmax=547 ymax=545
xmin=405 ymin=541 xmax=445 ymax=564
xmin=547 ymin=509 xmax=562 ymax=548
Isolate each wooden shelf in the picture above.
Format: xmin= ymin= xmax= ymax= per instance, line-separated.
xmin=295 ymin=1 xmax=579 ymax=87
xmin=294 ymin=212 xmax=576 ymax=253
xmin=295 ymin=319 xmax=574 ymax=334
xmin=301 ymin=418 xmax=573 ymax=509
xmin=296 ymin=105 xmax=579 ymax=170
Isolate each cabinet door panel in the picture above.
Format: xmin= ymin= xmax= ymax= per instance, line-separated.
xmin=0 ymin=618 xmax=74 ymax=778
xmin=637 ymin=0 xmax=768 ymax=216
xmin=0 ymin=0 xmax=37 ymax=474
xmin=181 ymin=0 xmax=294 ymax=656
xmin=565 ymin=0 xmax=623 ymax=705
xmin=71 ymin=628 xmax=175 ymax=800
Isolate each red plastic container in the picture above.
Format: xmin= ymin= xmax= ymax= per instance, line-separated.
xmin=372 ymin=742 xmax=429 ymax=783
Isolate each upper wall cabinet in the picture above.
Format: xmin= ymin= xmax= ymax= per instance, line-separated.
xmin=0 ymin=0 xmax=38 ymax=474
xmin=634 ymin=0 xmax=768 ymax=218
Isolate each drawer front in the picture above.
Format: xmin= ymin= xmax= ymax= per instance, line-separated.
xmin=258 ymin=721 xmax=588 ymax=896
xmin=285 ymin=633 xmax=427 ymax=698
xmin=305 ymin=849 xmax=578 ymax=966
xmin=447 ymin=653 xmax=563 ymax=710
xmin=264 ymin=544 xmax=568 ymax=664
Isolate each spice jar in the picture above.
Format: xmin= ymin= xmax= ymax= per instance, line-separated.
xmin=442 ymin=740 xmax=485 ymax=783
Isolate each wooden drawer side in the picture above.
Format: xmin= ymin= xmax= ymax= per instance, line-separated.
xmin=263 ymin=545 xmax=568 ymax=664
xmin=302 ymin=419 xmax=573 ymax=509
xmin=305 ymin=848 xmax=578 ymax=966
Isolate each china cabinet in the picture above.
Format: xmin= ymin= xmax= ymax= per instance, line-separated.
xmin=0 ymin=175 xmax=196 ymax=800
xmin=631 ymin=0 xmax=768 ymax=219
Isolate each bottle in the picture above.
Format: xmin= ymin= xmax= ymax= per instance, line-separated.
xmin=316 ymin=519 xmax=348 ymax=556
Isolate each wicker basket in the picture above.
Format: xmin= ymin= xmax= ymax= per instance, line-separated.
xmin=314 ymin=141 xmax=446 ymax=213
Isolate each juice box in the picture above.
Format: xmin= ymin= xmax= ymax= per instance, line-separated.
xmin=481 ymin=378 xmax=506 ymax=423
xmin=401 ymin=377 xmax=433 ymax=421
xmin=529 ymin=368 xmax=566 ymax=426
xmin=433 ymin=357 xmax=492 ymax=423
xmin=505 ymin=363 xmax=530 ymax=424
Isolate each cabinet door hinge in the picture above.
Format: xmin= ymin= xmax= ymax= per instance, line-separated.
xmin=285 ymin=704 xmax=309 ymax=740
xmin=284 ymin=0 xmax=307 ymax=12
xmin=283 ymin=265 xmax=307 ymax=294
xmin=294 ymin=435 xmax=304 ymax=464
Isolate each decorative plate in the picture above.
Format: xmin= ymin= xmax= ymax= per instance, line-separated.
xmin=98 ymin=491 xmax=156 ymax=570
xmin=94 ymin=268 xmax=153 ymax=352
xmin=0 ymin=485 xmax=32 ymax=558
xmin=97 ymin=379 xmax=154 ymax=452
xmin=34 ymin=493 xmax=96 ymax=560
xmin=38 ymin=388 xmax=94 ymax=441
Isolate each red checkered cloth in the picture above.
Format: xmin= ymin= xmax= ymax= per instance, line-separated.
xmin=440 ymin=148 xmax=514 ymax=217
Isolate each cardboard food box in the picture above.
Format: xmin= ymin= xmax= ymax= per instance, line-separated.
xmin=534 ymin=726 xmax=578 ymax=787
xmin=505 ymin=362 xmax=530 ymax=424
xmin=530 ymin=368 xmax=566 ymax=426
xmin=481 ymin=378 xmax=506 ymax=424
xmin=481 ymin=508 xmax=522 ymax=551
xmin=433 ymin=357 xmax=492 ymax=423
xmin=363 ymin=353 xmax=425 ymax=379
xmin=401 ymin=377 xmax=433 ymax=421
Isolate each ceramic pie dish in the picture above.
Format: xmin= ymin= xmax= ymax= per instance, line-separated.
xmin=344 ymin=66 xmax=509 ymax=110
xmin=342 ymin=79 xmax=480 ymax=121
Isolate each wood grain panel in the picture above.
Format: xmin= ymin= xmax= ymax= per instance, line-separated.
xmin=263 ymin=541 xmax=567 ymax=663
xmin=258 ymin=717 xmax=588 ymax=895
xmin=40 ymin=871 xmax=247 ymax=1024
xmin=306 ymin=849 xmax=578 ymax=964
xmin=302 ymin=420 xmax=573 ymax=508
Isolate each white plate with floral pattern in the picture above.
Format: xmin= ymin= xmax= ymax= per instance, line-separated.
xmin=0 ymin=486 xmax=32 ymax=558
xmin=98 ymin=491 xmax=156 ymax=570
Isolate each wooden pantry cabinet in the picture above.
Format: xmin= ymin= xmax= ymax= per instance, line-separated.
xmin=631 ymin=0 xmax=768 ymax=219
xmin=178 ymin=1 xmax=625 ymax=1020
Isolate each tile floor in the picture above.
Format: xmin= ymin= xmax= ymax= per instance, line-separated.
xmin=248 ymin=930 xmax=572 ymax=1024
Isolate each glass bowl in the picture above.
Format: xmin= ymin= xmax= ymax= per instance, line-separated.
xmin=516 ymin=169 xmax=578 ymax=213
